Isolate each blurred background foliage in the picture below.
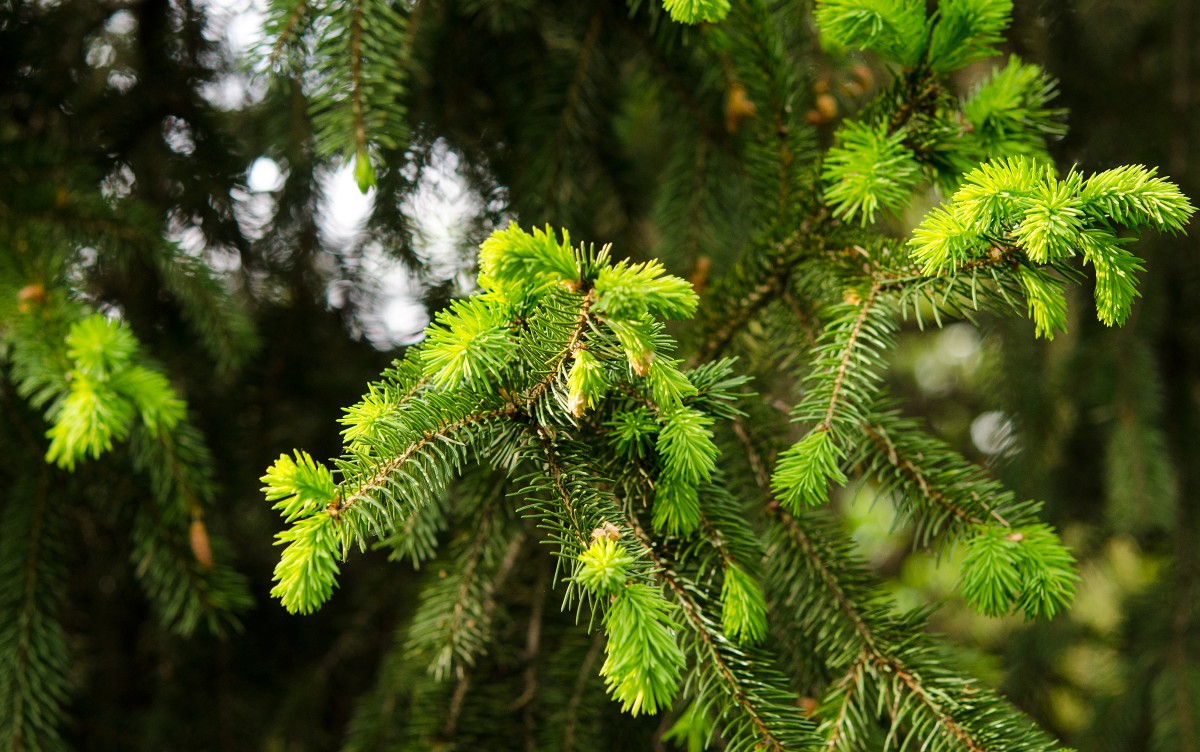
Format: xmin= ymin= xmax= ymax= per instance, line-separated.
xmin=0 ymin=0 xmax=1197 ymax=749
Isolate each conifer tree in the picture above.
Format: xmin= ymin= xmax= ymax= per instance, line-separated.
xmin=255 ymin=0 xmax=1193 ymax=750
xmin=3 ymin=0 xmax=1197 ymax=749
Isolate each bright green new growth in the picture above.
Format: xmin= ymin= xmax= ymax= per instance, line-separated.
xmin=271 ymin=514 xmax=342 ymax=616
xmin=594 ymin=259 xmax=700 ymax=321
xmin=478 ymin=223 xmax=579 ymax=291
xmin=599 ymin=583 xmax=687 ymax=716
xmin=652 ymin=474 xmax=702 ymax=536
xmin=420 ymin=297 xmax=515 ymax=390
xmin=822 ymin=121 xmax=922 ymax=225
xmin=262 ymin=450 xmax=338 ymax=523
xmin=963 ymin=56 xmax=1066 ymax=159
xmin=575 ymin=534 xmax=689 ymax=716
xmin=566 ymin=347 xmax=608 ymax=416
xmin=45 ymin=315 xmax=184 ymax=469
xmin=576 ymin=536 xmax=635 ymax=595
xmin=910 ymin=157 xmax=1195 ymax=336
xmin=647 ymin=357 xmax=699 ymax=407
xmin=770 ymin=429 xmax=848 ymax=512
xmin=653 ymin=407 xmax=719 ymax=535
xmin=720 ymin=564 xmax=767 ymax=646
xmin=657 ymin=408 xmax=718 ymax=485
xmin=961 ymin=524 xmax=1079 ymax=619
xmin=262 ymin=453 xmax=342 ymax=614
xmin=814 ymin=0 xmax=928 ymax=66
xmin=661 ymin=0 xmax=730 ymax=25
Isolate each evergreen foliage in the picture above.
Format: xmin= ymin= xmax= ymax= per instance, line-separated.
xmin=910 ymin=158 xmax=1191 ymax=335
xmin=265 ymin=187 xmax=1185 ymax=747
xmin=251 ymin=0 xmax=1192 ymax=748
xmin=267 ymin=0 xmax=410 ymax=191
xmin=3 ymin=0 xmax=1198 ymax=749
xmin=2 ymin=2 xmax=271 ymax=744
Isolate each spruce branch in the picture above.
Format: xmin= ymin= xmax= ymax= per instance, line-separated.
xmin=264 ymin=0 xmax=310 ymax=66
xmin=378 ymin=491 xmax=449 ymax=568
xmin=772 ymin=283 xmax=897 ymax=511
xmin=521 ymin=292 xmax=594 ymax=409
xmin=737 ymin=404 xmax=1068 ymax=749
xmin=689 ymin=216 xmax=835 ymax=364
xmin=6 ymin=302 xmax=250 ymax=634
xmin=268 ymin=401 xmax=518 ymax=614
xmin=540 ymin=444 xmax=687 ymax=718
xmin=819 ymin=285 xmax=886 ymax=431
xmin=597 ymin=581 xmax=687 ymax=717
xmin=128 ymin=493 xmax=250 ymax=636
xmin=544 ymin=6 xmax=606 ymax=215
xmin=123 ymin=419 xmax=253 ymax=635
xmin=421 ymin=297 xmax=517 ymax=391
xmin=720 ymin=563 xmax=768 ymax=646
xmin=144 ymin=246 xmax=259 ymax=375
xmin=0 ymin=470 xmax=69 ymax=752
xmin=909 ymin=156 xmax=1195 ymax=336
xmin=405 ymin=484 xmax=526 ymax=681
xmin=684 ymin=482 xmax=772 ymax=648
xmin=333 ymin=403 xmax=517 ymax=521
xmin=624 ymin=512 xmax=822 ymax=752
xmin=854 ymin=408 xmax=1042 ymax=541
xmin=778 ymin=380 xmax=1082 ymax=620
xmin=592 ymin=426 xmax=819 ymax=746
xmin=960 ymin=524 xmax=1078 ymax=620
xmin=285 ymin=0 xmax=410 ymax=189
xmin=725 ymin=0 xmax=812 ymax=218
xmin=814 ymin=0 xmax=928 ymax=67
xmin=926 ymin=0 xmax=1012 ymax=73
xmin=768 ymin=509 xmax=1066 ymax=752
xmin=340 ymin=359 xmax=429 ymax=451
xmin=525 ymin=345 xmax=796 ymax=743
xmin=529 ymin=435 xmax=643 ymax=596
xmin=228 ymin=0 xmax=1200 ymax=746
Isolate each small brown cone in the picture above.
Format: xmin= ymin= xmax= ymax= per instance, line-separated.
xmin=189 ymin=518 xmax=215 ymax=571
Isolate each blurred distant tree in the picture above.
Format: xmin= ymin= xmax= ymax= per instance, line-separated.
xmin=1 ymin=1 xmax=398 ymax=747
